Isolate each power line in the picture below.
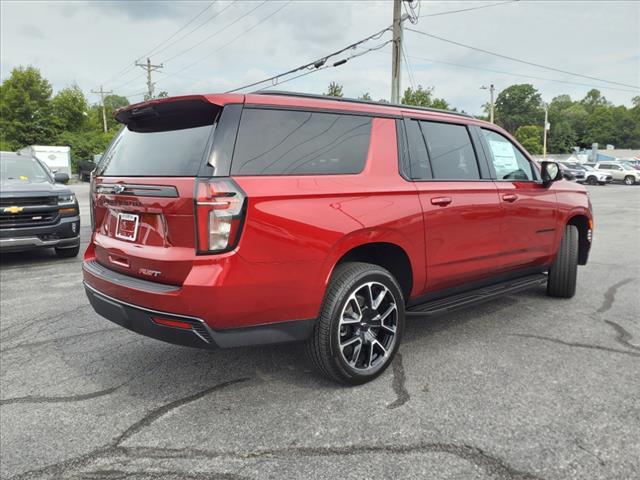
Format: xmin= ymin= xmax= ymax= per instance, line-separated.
xmin=369 ymin=48 xmax=639 ymax=94
xmin=135 ymin=58 xmax=164 ymax=99
xmin=257 ymin=40 xmax=393 ymax=93
xmin=149 ymin=0 xmax=240 ymax=61
xmin=225 ymin=25 xmax=392 ymax=93
xmin=419 ymin=0 xmax=518 ymax=18
xmin=102 ymin=1 xmax=218 ymax=87
xmin=160 ymin=1 xmax=268 ymax=64
xmin=406 ymin=27 xmax=640 ymax=90
xmin=161 ymin=1 xmax=292 ymax=85
xmin=138 ymin=1 xmax=219 ymax=60
xmin=401 ymin=44 xmax=416 ymax=90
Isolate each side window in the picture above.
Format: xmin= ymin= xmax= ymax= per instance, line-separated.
xmin=420 ymin=121 xmax=480 ymax=180
xmin=481 ymin=129 xmax=535 ymax=181
xmin=610 ymin=165 xmax=621 ymax=170
xmin=231 ymin=108 xmax=372 ymax=176
xmin=404 ymin=119 xmax=431 ymax=179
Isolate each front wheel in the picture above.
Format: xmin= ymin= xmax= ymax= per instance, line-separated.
xmin=624 ymin=175 xmax=636 ymax=185
xmin=306 ymin=262 xmax=405 ymax=385
xmin=587 ymin=176 xmax=598 ymax=186
xmin=547 ymin=225 xmax=578 ymax=298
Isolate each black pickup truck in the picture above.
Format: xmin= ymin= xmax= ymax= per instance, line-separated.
xmin=0 ymin=151 xmax=80 ymax=257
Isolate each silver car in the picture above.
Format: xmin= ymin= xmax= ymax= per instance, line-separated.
xmin=595 ymin=162 xmax=640 ymax=185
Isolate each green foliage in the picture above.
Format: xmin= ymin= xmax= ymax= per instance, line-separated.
xmin=401 ymin=85 xmax=451 ymax=110
xmin=515 ymin=125 xmax=543 ymax=154
xmin=494 ymin=84 xmax=544 ymax=134
xmin=51 ymin=85 xmax=88 ymax=132
xmin=325 ymin=82 xmax=343 ymax=97
xmin=358 ymin=92 xmax=372 ymax=101
xmin=0 ymin=66 xmax=56 ymax=147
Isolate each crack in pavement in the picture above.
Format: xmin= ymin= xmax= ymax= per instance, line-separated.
xmin=597 ymin=278 xmax=635 ymax=313
xmin=70 ymin=469 xmax=248 ymax=480
xmin=603 ymin=319 xmax=640 ymax=352
xmin=0 ymin=327 xmax=122 ymax=354
xmin=115 ymin=378 xmax=250 ymax=445
xmin=512 ymin=334 xmax=640 ymax=358
xmin=576 ymin=441 xmax=605 ymax=467
xmin=10 ymin=442 xmax=544 ymax=480
xmin=387 ymin=352 xmax=410 ymax=409
xmin=8 ymin=378 xmax=251 ymax=480
xmin=0 ymin=304 xmax=93 ymax=344
xmin=0 ymin=384 xmax=124 ymax=406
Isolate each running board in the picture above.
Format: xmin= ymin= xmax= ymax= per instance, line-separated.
xmin=406 ymin=273 xmax=547 ymax=317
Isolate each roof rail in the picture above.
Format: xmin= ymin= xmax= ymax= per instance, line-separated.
xmin=253 ymin=90 xmax=473 ymax=118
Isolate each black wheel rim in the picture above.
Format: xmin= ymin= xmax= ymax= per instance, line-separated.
xmin=338 ymin=281 xmax=398 ymax=372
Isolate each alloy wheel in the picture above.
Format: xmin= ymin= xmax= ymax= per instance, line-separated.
xmin=338 ymin=281 xmax=398 ymax=371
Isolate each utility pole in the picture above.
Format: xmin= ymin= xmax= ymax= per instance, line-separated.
xmin=542 ymin=103 xmax=549 ymax=159
xmin=135 ymin=57 xmax=163 ymax=100
xmin=480 ymin=84 xmax=495 ymax=123
xmin=391 ymin=0 xmax=403 ymax=104
xmin=91 ymin=85 xmax=113 ymax=133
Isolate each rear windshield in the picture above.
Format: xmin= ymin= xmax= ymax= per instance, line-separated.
xmin=97 ymin=100 xmax=218 ymax=177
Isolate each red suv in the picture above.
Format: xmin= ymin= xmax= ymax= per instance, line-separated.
xmin=83 ymin=92 xmax=593 ymax=384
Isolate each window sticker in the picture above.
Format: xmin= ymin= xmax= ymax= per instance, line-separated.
xmin=488 ymin=139 xmax=519 ymax=177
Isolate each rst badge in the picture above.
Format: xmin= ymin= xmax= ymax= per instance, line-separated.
xmin=115 ymin=212 xmax=139 ymax=241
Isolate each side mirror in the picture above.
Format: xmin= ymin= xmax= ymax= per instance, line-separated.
xmin=54 ymin=172 xmax=69 ymax=184
xmin=541 ymin=161 xmax=562 ymax=187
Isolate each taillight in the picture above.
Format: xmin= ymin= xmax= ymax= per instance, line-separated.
xmin=195 ymin=178 xmax=246 ymax=253
xmin=89 ymin=175 xmax=95 ymax=231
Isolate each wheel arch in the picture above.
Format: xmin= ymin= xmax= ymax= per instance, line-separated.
xmin=567 ymin=214 xmax=591 ymax=265
xmin=321 ymin=232 xmax=419 ymax=305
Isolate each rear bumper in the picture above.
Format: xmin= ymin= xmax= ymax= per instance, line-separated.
xmin=84 ymin=281 xmax=315 ymax=349
xmin=0 ymin=216 xmax=80 ymax=252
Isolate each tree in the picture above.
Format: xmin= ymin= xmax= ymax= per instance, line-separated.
xmin=325 ymin=82 xmax=343 ymax=97
xmin=494 ymin=84 xmax=544 ymax=134
xmin=515 ymin=125 xmax=543 ymax=154
xmin=51 ymin=85 xmax=88 ymax=133
xmin=580 ymin=89 xmax=611 ymax=114
xmin=0 ymin=66 xmax=55 ymax=148
xmin=583 ymin=106 xmax=617 ymax=146
xmin=401 ymin=85 xmax=451 ymax=110
xmin=358 ymin=92 xmax=372 ymax=101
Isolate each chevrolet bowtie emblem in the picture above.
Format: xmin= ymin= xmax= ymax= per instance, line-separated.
xmin=3 ymin=206 xmax=23 ymax=214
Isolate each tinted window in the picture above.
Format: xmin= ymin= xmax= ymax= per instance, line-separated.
xmin=404 ymin=119 xmax=431 ymax=179
xmin=420 ymin=121 xmax=480 ymax=180
xmin=231 ymin=109 xmax=371 ymax=175
xmin=481 ymin=129 xmax=535 ymax=181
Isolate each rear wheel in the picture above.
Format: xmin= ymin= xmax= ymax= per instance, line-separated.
xmin=624 ymin=175 xmax=636 ymax=185
xmin=547 ymin=225 xmax=578 ymax=298
xmin=55 ymin=245 xmax=80 ymax=258
xmin=306 ymin=262 xmax=404 ymax=385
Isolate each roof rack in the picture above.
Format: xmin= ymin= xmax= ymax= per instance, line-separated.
xmin=253 ymin=90 xmax=473 ymax=118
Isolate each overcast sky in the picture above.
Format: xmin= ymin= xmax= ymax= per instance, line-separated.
xmin=1 ymin=0 xmax=638 ymax=114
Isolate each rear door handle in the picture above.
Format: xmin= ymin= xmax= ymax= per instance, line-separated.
xmin=502 ymin=194 xmax=518 ymax=202
xmin=431 ymin=197 xmax=452 ymax=206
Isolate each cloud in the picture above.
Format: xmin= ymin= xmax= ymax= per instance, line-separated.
xmin=1 ymin=0 xmax=638 ymax=114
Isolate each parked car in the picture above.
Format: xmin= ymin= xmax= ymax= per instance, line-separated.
xmin=83 ymin=92 xmax=593 ymax=385
xmin=0 ymin=151 xmax=80 ymax=257
xmin=563 ymin=162 xmax=612 ymax=185
xmin=78 ymin=159 xmax=96 ymax=182
xmin=594 ymin=162 xmax=640 ymax=185
xmin=621 ymin=160 xmax=640 ymax=171
xmin=558 ymin=162 xmax=586 ymax=182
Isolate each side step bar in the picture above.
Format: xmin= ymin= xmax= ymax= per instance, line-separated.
xmin=406 ymin=273 xmax=547 ymax=317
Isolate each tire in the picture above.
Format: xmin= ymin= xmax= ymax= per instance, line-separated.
xmin=306 ymin=262 xmax=405 ymax=385
xmin=55 ymin=244 xmax=80 ymax=258
xmin=547 ymin=225 xmax=579 ymax=298
xmin=587 ymin=176 xmax=598 ymax=186
xmin=624 ymin=175 xmax=635 ymax=185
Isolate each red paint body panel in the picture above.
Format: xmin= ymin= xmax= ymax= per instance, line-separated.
xmin=84 ymin=92 xmax=593 ymax=333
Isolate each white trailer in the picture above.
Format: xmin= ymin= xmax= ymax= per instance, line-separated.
xmin=18 ymin=145 xmax=72 ymax=176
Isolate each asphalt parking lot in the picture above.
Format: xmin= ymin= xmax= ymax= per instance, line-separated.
xmin=1 ymin=182 xmax=638 ymax=480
